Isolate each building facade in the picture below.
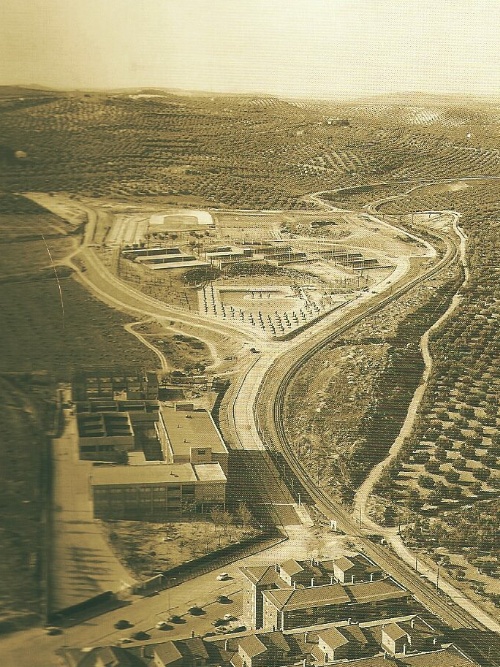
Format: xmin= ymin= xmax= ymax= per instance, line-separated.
xmin=91 ymin=461 xmax=226 ymax=520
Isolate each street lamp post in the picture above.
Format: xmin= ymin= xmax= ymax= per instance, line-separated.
xmin=167 ymin=577 xmax=177 ymax=616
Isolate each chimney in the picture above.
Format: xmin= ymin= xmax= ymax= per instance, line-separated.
xmin=329 ymin=575 xmax=334 ymax=584
xmin=410 ymin=617 xmax=415 ymax=629
xmin=310 ymin=578 xmax=314 ymax=587
xmin=293 ymin=581 xmax=297 ymax=589
xmin=225 ymin=639 xmax=229 ymax=650
xmin=304 ymin=631 xmax=308 ymax=642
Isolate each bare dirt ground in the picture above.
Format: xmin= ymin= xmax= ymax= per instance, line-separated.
xmin=24 ymin=192 xmax=88 ymax=227
xmin=284 ymin=342 xmax=390 ymax=498
xmin=131 ymin=321 xmax=213 ymax=372
xmin=101 ymin=519 xmax=261 ymax=579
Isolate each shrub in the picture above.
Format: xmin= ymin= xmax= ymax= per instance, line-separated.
xmin=413 ymin=450 xmax=430 ymax=464
xmin=425 ymin=460 xmax=441 ymax=474
xmin=444 ymin=469 xmax=460 ymax=484
xmin=473 ymin=467 xmax=491 ymax=481
xmin=418 ymin=474 xmax=435 ymax=489
xmin=452 ymin=457 xmax=468 ymax=470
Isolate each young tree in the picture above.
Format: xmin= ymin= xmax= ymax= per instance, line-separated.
xmin=236 ymin=502 xmax=253 ymax=528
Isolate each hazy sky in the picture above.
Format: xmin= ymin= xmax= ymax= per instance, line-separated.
xmin=2 ymin=0 xmax=500 ymax=98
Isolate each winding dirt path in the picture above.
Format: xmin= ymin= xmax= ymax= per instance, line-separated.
xmin=124 ymin=319 xmax=170 ymax=372
xmin=353 ymin=211 xmax=469 ymax=523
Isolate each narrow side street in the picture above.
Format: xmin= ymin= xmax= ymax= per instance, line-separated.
xmin=49 ymin=402 xmax=135 ymax=613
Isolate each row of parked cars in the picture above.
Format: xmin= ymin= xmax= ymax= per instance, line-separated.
xmin=114 ymin=572 xmax=246 ymax=643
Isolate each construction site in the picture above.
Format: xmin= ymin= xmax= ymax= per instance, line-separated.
xmin=92 ymin=204 xmax=422 ymax=340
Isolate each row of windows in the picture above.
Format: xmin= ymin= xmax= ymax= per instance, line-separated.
xmin=94 ymin=486 xmax=196 ymax=495
xmin=80 ymin=445 xmax=116 ymax=452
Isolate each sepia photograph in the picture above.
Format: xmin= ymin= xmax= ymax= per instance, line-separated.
xmin=0 ymin=1 xmax=499 ymax=665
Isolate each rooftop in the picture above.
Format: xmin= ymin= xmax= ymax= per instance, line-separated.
xmin=160 ymin=405 xmax=227 ymax=456
xmin=149 ymin=259 xmax=208 ymax=270
xmin=335 ymin=646 xmax=479 ymax=667
xmin=127 ymin=451 xmax=148 ymax=465
xmin=262 ymin=578 xmax=408 ymax=612
xmin=90 ymin=462 xmax=197 ymax=486
xmin=263 ymin=583 xmax=351 ymax=612
xmin=280 ymin=559 xmax=305 ymax=577
xmin=77 ymin=412 xmax=134 ymax=439
xmin=347 ymin=579 xmax=408 ymax=604
xmin=239 ymin=565 xmax=282 ymax=587
xmin=382 ymin=622 xmax=409 ymax=642
xmin=238 ymin=634 xmax=267 ymax=657
xmin=60 ymin=646 xmax=140 ymax=667
xmin=153 ymin=641 xmax=183 ymax=664
xmin=318 ymin=626 xmax=350 ymax=649
xmin=194 ymin=463 xmax=227 ymax=482
xmin=334 ymin=553 xmax=381 ymax=575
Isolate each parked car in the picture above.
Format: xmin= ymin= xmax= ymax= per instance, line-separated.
xmin=188 ymin=606 xmax=204 ymax=616
xmin=156 ymin=620 xmax=171 ymax=629
xmin=118 ymin=638 xmax=133 ymax=644
xmin=45 ymin=626 xmax=62 ymax=636
xmin=169 ymin=615 xmax=184 ymax=624
xmin=216 ymin=572 xmax=229 ymax=581
xmin=212 ymin=618 xmax=227 ymax=627
xmin=114 ymin=619 xmax=131 ymax=630
xmin=230 ymin=626 xmax=247 ymax=634
xmin=223 ymin=614 xmax=235 ymax=621
xmin=216 ymin=595 xmax=231 ymax=604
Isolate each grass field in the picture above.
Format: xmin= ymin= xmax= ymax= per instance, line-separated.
xmin=0 ymin=237 xmax=75 ymax=279
xmin=0 ymin=278 xmax=158 ymax=379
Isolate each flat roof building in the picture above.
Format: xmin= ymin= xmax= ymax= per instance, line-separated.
xmin=77 ymin=412 xmax=135 ymax=461
xmin=72 ymin=370 xmax=158 ymax=402
xmin=157 ymin=404 xmax=229 ymax=474
xmin=91 ymin=460 xmax=226 ymax=520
